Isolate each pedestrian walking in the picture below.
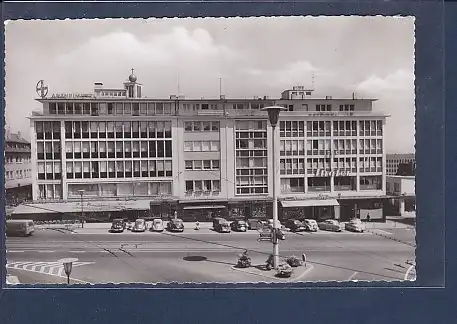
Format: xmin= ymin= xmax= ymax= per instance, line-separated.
xmin=366 ymin=213 xmax=371 ymax=223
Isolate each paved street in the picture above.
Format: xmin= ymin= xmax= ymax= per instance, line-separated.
xmin=6 ymin=227 xmax=416 ymax=284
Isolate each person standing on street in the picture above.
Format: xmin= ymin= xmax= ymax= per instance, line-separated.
xmin=366 ymin=213 xmax=371 ymax=223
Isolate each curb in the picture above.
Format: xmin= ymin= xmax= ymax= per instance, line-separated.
xmin=367 ymin=229 xmax=416 ymax=247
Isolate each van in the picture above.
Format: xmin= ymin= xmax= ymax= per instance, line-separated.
xmin=6 ymin=219 xmax=35 ymax=237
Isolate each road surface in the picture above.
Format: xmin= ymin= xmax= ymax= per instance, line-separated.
xmin=6 ymin=228 xmax=416 ymax=284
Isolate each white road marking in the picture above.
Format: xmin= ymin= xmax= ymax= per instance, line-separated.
xmin=375 ymin=230 xmax=393 ymax=235
xmin=37 ymin=250 xmax=56 ymax=253
xmin=348 ymin=272 xmax=359 ymax=281
xmin=69 ymin=250 xmax=86 ymax=253
xmin=8 ymin=250 xmax=25 ymax=253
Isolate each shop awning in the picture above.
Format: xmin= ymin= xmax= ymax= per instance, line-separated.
xmin=12 ymin=200 xmax=151 ymax=215
xmin=183 ymin=205 xmax=227 ymax=210
xmin=281 ymin=199 xmax=339 ymax=208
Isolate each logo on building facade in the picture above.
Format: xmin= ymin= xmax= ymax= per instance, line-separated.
xmin=315 ymin=169 xmax=350 ymax=177
xmin=36 ymin=80 xmax=48 ymax=98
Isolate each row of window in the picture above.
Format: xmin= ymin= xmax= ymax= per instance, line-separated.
xmin=280 ymin=175 xmax=382 ymax=193
xmin=236 ymin=176 xmax=268 ymax=187
xmin=67 ymin=182 xmax=172 ymax=198
xmin=185 ymin=180 xmax=221 ymax=193
xmin=235 ymin=157 xmax=268 ymax=168
xmin=184 ymin=121 xmax=220 ymax=132
xmin=185 ymin=160 xmax=220 ymax=171
xmin=236 ymin=187 xmax=268 ymax=195
xmin=236 ymin=150 xmax=267 ymax=157
xmin=279 ymin=120 xmax=383 ymax=138
xmin=37 ymin=181 xmax=173 ymax=200
xmin=64 ymin=121 xmax=172 ymax=139
xmin=278 ymin=157 xmax=383 ymax=175
xmin=37 ymin=160 xmax=173 ymax=180
xmin=236 ymin=120 xmax=267 ymax=131
xmin=184 ymin=141 xmax=220 ymax=152
xmin=236 ymin=139 xmax=268 ymax=150
xmin=49 ymin=102 xmax=174 ymax=116
xmin=280 ymin=139 xmax=383 ymax=156
xmin=6 ymin=142 xmax=30 ymax=150
xmin=5 ymin=169 xmax=31 ymax=180
xmin=5 ymin=156 xmax=31 ymax=164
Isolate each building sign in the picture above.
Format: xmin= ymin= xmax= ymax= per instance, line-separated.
xmin=315 ymin=169 xmax=350 ymax=177
xmin=309 ymin=112 xmax=354 ymax=117
xmin=51 ymin=93 xmax=95 ymax=99
xmin=36 ymin=80 xmax=48 ymax=98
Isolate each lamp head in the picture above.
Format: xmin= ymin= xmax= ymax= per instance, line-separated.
xmin=261 ymin=106 xmax=288 ymax=127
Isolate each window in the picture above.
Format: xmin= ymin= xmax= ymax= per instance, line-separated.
xmin=203 ymin=160 xmax=211 ymax=170
xmin=186 ymin=181 xmax=194 ymax=193
xmin=212 ymin=160 xmax=220 ymax=170
xmin=184 ymin=122 xmax=192 ymax=132
xmin=184 ymin=141 xmax=193 ymax=152
xmin=211 ymin=141 xmax=220 ymax=151
xmin=212 ymin=122 xmax=220 ymax=131
xmin=185 ymin=160 xmax=193 ymax=170
xmin=194 ymin=160 xmax=202 ymax=170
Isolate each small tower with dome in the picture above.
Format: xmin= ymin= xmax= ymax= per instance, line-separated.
xmin=124 ymin=68 xmax=143 ymax=98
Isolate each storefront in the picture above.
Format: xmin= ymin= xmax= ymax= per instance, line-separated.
xmin=149 ymin=200 xmax=179 ymax=220
xmin=280 ymin=199 xmax=339 ymax=221
xmin=338 ymin=198 xmax=385 ymax=221
xmin=181 ymin=204 xmax=227 ymax=222
xmin=227 ymin=200 xmax=272 ymax=221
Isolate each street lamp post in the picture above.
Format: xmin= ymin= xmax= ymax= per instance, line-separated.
xmin=262 ymin=106 xmax=287 ymax=269
xmin=59 ymin=258 xmax=78 ymax=285
xmin=77 ymin=189 xmax=85 ymax=228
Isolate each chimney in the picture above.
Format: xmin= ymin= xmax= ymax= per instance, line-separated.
xmin=352 ymin=92 xmax=356 ymax=100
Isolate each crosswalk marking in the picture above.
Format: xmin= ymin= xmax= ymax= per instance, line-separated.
xmin=6 ymin=261 xmax=95 ymax=278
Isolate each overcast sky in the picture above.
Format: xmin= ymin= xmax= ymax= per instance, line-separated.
xmin=5 ymin=16 xmax=415 ymax=153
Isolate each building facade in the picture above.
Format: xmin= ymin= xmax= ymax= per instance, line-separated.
xmin=22 ymin=74 xmax=389 ymax=222
xmin=5 ymin=131 xmax=32 ymax=205
xmin=386 ymin=175 xmax=416 ymax=216
xmin=386 ymin=153 xmax=415 ymax=176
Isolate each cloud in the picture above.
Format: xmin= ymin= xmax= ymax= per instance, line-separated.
xmin=355 ymin=69 xmax=415 ymax=96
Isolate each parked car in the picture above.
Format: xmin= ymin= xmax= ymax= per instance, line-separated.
xmin=345 ymin=218 xmax=365 ymax=233
xmin=303 ymin=219 xmax=318 ymax=232
xmin=213 ymin=217 xmax=231 ymax=233
xmin=167 ymin=218 xmax=184 ymax=232
xmin=267 ymin=219 xmax=286 ymax=230
xmin=110 ymin=218 xmax=125 ymax=233
xmin=318 ymin=219 xmax=342 ymax=232
xmin=151 ymin=218 xmax=164 ymax=232
xmin=284 ymin=219 xmax=306 ymax=232
xmin=131 ymin=218 xmax=147 ymax=232
xmin=6 ymin=220 xmax=35 ymax=237
xmin=247 ymin=219 xmax=266 ymax=230
xmin=231 ymin=220 xmax=247 ymax=232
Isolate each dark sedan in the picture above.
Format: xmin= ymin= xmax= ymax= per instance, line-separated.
xmin=230 ymin=220 xmax=247 ymax=232
xmin=167 ymin=218 xmax=184 ymax=232
xmin=284 ymin=219 xmax=306 ymax=232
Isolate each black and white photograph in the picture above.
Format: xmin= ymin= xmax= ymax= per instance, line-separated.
xmin=4 ymin=16 xmax=416 ymax=285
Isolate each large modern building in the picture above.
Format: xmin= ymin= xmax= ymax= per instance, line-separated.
xmin=386 ymin=153 xmax=415 ymax=175
xmin=386 ymin=175 xmax=415 ymax=216
xmin=14 ymin=72 xmax=390 ymax=222
xmin=5 ymin=131 xmax=32 ymax=206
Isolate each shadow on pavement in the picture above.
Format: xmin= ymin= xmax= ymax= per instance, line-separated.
xmin=183 ymin=256 xmax=207 ymax=262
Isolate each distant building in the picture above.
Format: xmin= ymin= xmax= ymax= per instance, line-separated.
xmin=386 ymin=153 xmax=415 ymax=176
xmin=5 ymin=131 xmax=32 ymax=205
xmin=19 ymin=71 xmax=390 ymax=222
xmin=386 ymin=175 xmax=415 ymax=216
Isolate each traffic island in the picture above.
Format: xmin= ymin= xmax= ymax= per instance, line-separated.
xmin=231 ymin=262 xmax=314 ymax=282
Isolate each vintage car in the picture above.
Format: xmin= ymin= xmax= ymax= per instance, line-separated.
xmin=318 ymin=219 xmax=342 ymax=232
xmin=110 ymin=218 xmax=126 ymax=233
xmin=230 ymin=220 xmax=247 ymax=232
xmin=167 ymin=218 xmax=184 ymax=232
xmin=131 ymin=218 xmax=147 ymax=232
xmin=247 ymin=219 xmax=267 ymax=230
xmin=345 ymin=218 xmax=365 ymax=233
xmin=284 ymin=219 xmax=306 ymax=232
xmin=151 ymin=218 xmax=164 ymax=232
xmin=6 ymin=220 xmax=35 ymax=237
xmin=213 ymin=217 xmax=231 ymax=233
xmin=303 ymin=219 xmax=319 ymax=232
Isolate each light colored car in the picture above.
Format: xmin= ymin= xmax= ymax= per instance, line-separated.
xmin=151 ymin=218 xmax=164 ymax=232
xmin=132 ymin=219 xmax=147 ymax=232
xmin=345 ymin=219 xmax=365 ymax=232
xmin=303 ymin=219 xmax=318 ymax=232
xmin=318 ymin=219 xmax=342 ymax=232
xmin=6 ymin=219 xmax=35 ymax=237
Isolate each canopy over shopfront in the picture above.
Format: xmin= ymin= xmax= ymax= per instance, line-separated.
xmin=281 ymin=199 xmax=340 ymax=208
xmin=183 ymin=205 xmax=227 ymax=210
xmin=12 ymin=199 xmax=151 ymax=215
